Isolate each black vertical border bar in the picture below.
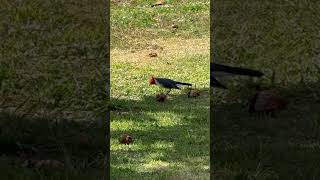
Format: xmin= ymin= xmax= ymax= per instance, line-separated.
xmin=103 ymin=0 xmax=110 ymax=179
xmin=210 ymin=0 xmax=213 ymax=178
xmin=210 ymin=0 xmax=215 ymax=179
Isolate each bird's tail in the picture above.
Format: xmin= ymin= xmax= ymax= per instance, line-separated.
xmin=176 ymin=81 xmax=192 ymax=86
xmin=212 ymin=63 xmax=264 ymax=77
xmin=226 ymin=66 xmax=264 ymax=77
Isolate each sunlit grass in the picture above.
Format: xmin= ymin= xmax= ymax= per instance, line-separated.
xmin=111 ymin=0 xmax=210 ymax=178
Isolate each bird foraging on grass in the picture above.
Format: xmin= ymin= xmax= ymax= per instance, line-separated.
xmin=119 ymin=134 xmax=133 ymax=145
xmin=187 ymin=89 xmax=201 ymax=98
xmin=149 ymin=76 xmax=192 ymax=95
xmin=248 ymin=87 xmax=288 ymax=117
xmin=155 ymin=93 xmax=167 ymax=102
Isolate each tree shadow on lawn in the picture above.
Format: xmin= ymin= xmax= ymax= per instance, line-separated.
xmin=0 ymin=111 xmax=105 ymax=179
xmin=111 ymin=123 xmax=209 ymax=179
xmin=110 ymin=88 xmax=210 ymax=178
xmin=211 ymin=81 xmax=320 ymax=179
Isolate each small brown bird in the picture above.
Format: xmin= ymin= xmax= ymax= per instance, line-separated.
xmin=155 ymin=93 xmax=167 ymax=102
xmin=249 ymin=87 xmax=288 ymax=117
xmin=187 ymin=89 xmax=200 ymax=98
xmin=119 ymin=134 xmax=133 ymax=145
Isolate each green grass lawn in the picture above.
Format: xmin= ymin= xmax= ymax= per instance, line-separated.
xmin=212 ymin=1 xmax=320 ymax=179
xmin=111 ymin=0 xmax=210 ymax=179
xmin=0 ymin=1 xmax=107 ymax=179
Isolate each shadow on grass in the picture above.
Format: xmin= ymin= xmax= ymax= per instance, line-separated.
xmin=110 ymin=88 xmax=210 ymax=179
xmin=0 ymin=111 xmax=105 ymax=179
xmin=211 ymin=81 xmax=320 ymax=179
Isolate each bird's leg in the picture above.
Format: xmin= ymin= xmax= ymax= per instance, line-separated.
xmin=187 ymin=87 xmax=192 ymax=98
xmin=166 ymin=89 xmax=171 ymax=95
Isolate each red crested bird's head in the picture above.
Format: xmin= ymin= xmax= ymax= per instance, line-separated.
xmin=149 ymin=76 xmax=156 ymax=85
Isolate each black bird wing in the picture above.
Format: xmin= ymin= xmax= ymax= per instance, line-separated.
xmin=211 ymin=63 xmax=264 ymax=77
xmin=173 ymin=81 xmax=192 ymax=86
xmin=155 ymin=78 xmax=180 ymax=89
xmin=155 ymin=78 xmax=192 ymax=89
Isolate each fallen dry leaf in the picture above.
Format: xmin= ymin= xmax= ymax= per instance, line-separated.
xmin=171 ymin=24 xmax=178 ymax=29
xmin=151 ymin=0 xmax=165 ymax=7
xmin=148 ymin=52 xmax=158 ymax=57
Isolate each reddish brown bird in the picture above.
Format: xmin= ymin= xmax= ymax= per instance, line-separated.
xmin=187 ymin=89 xmax=200 ymax=98
xmin=155 ymin=93 xmax=167 ymax=102
xmin=119 ymin=134 xmax=133 ymax=145
xmin=249 ymin=87 xmax=288 ymax=117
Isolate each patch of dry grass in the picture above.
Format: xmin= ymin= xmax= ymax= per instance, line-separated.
xmin=111 ymin=38 xmax=209 ymax=65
